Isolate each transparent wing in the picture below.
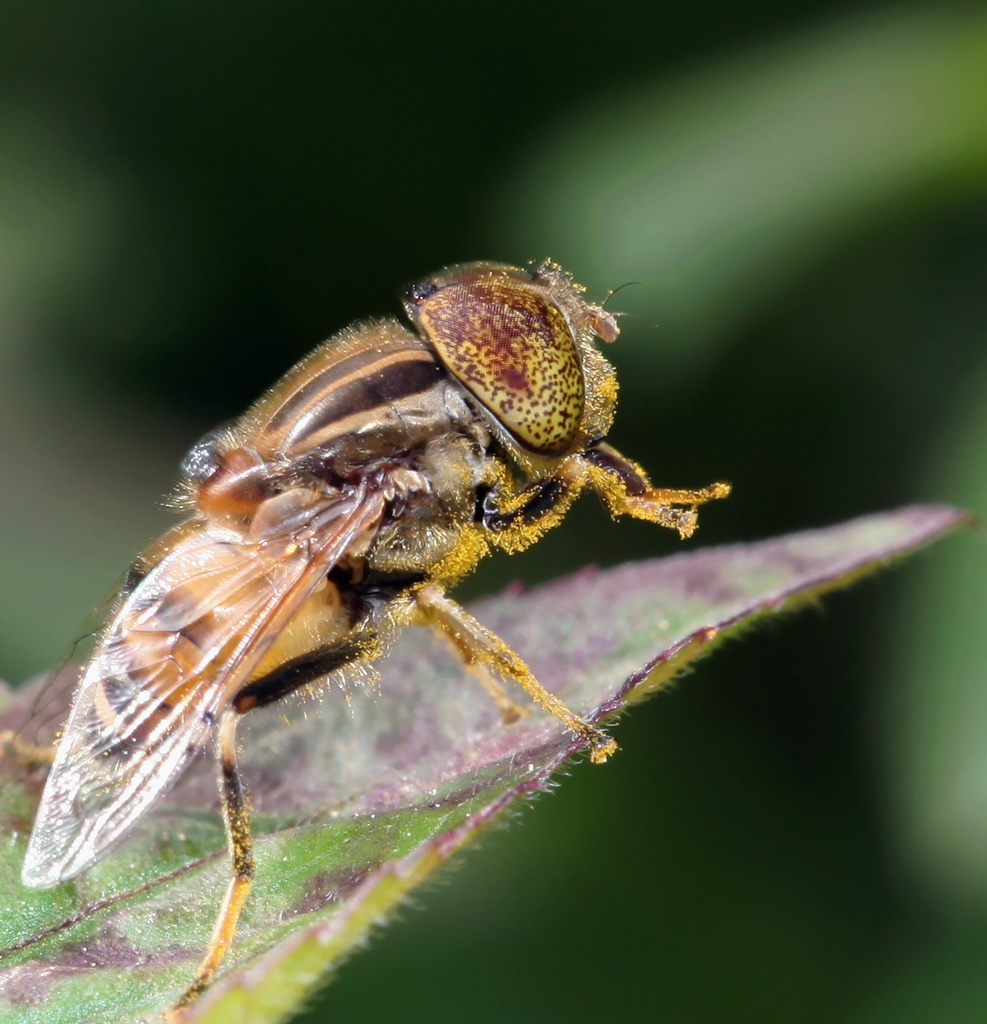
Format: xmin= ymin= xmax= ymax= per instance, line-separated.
xmin=22 ymin=485 xmax=385 ymax=887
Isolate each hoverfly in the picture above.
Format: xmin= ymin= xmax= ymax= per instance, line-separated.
xmin=13 ymin=260 xmax=729 ymax=1014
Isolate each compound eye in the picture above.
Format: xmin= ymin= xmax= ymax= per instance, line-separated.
xmin=410 ymin=266 xmax=584 ymax=455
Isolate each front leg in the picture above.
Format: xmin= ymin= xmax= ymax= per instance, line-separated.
xmin=474 ymin=468 xmax=582 ymax=555
xmin=576 ymin=441 xmax=730 ymax=539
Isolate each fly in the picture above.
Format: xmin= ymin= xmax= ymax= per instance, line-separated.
xmin=8 ymin=260 xmax=730 ymax=1014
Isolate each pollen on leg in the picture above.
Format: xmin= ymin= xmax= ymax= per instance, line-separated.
xmin=588 ymin=733 xmax=618 ymax=764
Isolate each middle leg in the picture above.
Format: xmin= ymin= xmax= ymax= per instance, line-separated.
xmin=416 ymin=584 xmax=616 ymax=763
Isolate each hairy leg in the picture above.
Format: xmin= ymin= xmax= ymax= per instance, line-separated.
xmin=416 ymin=584 xmax=616 ymax=763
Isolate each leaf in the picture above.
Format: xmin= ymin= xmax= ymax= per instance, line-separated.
xmin=0 ymin=505 xmax=966 ymax=1023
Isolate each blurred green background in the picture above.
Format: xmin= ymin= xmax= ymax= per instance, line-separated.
xmin=3 ymin=2 xmax=987 ymax=1021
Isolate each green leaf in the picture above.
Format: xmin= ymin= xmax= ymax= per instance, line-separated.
xmin=0 ymin=505 xmax=965 ymax=1023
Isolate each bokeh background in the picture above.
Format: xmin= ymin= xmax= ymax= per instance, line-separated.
xmin=3 ymin=2 xmax=987 ymax=1021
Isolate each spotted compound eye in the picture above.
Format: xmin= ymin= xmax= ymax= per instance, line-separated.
xmin=407 ymin=265 xmax=584 ymax=455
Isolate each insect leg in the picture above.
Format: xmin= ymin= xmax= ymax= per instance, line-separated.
xmin=474 ymin=471 xmax=584 ymax=558
xmin=476 ymin=476 xmax=570 ymax=534
xmin=0 ymin=731 xmax=56 ymax=771
xmin=423 ymin=619 xmax=529 ymax=724
xmin=415 ymin=584 xmax=616 ymax=763
xmin=168 ymin=711 xmax=253 ymax=1018
xmin=471 ymin=669 xmax=529 ymax=725
xmin=578 ymin=441 xmax=730 ymax=539
xmin=231 ymin=633 xmax=380 ymax=713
